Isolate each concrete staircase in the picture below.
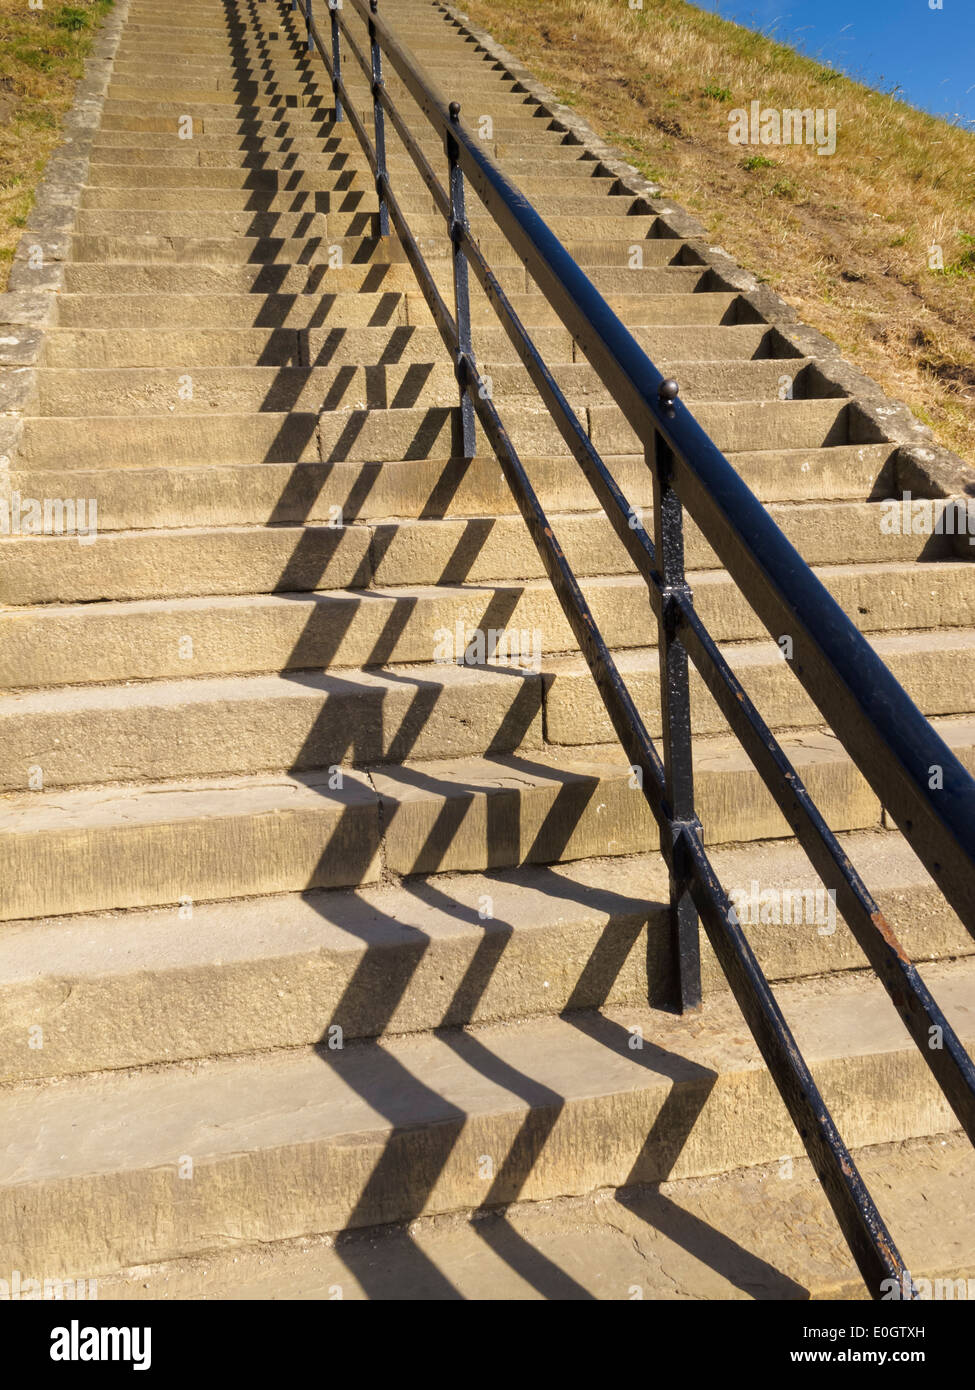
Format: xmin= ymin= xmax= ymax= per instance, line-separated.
xmin=1 ymin=0 xmax=974 ymax=1296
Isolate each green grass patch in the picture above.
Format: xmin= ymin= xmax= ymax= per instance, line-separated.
xmin=56 ymin=5 xmax=94 ymax=31
xmin=943 ymin=234 xmax=975 ymax=278
xmin=0 ymin=0 xmax=113 ymax=287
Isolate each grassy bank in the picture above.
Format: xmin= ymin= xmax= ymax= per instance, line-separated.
xmin=0 ymin=0 xmax=113 ymax=289
xmin=458 ymin=0 xmax=975 ymax=461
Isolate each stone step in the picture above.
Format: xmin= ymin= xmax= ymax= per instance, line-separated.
xmin=48 ymin=288 xmax=748 ymax=332
xmin=314 ymin=398 xmax=853 ymax=464
xmin=77 ymin=187 xmax=375 ymax=214
xmin=60 ymin=228 xmax=681 ymax=268
xmin=0 ymin=578 xmax=645 ymax=688
xmin=59 ymin=261 xmax=433 ymax=296
xmin=95 ymin=111 xmax=341 ymax=135
xmin=0 ymin=520 xmax=374 ymax=604
xmin=1 ymin=558 xmax=965 ymax=688
xmin=0 ymin=628 xmax=969 ymax=790
xmin=105 ymin=79 xmax=539 ymax=110
xmin=0 ymin=829 xmax=967 ymax=1085
xmin=87 ymin=139 xmax=359 ymax=159
xmin=93 ymin=116 xmax=563 ymax=156
xmin=0 ymin=765 xmax=382 ymax=922
xmin=110 ymin=51 xmax=303 ymax=66
xmin=83 ymin=163 xmax=375 ymax=189
xmin=32 ymin=358 xmax=818 ymax=416
xmin=103 ymin=89 xmax=334 ymax=113
xmin=85 ymin=151 xmax=614 ymax=184
xmin=38 ymin=323 xmax=576 ymax=369
xmin=0 ymin=503 xmax=942 ymax=607
xmin=118 ymin=14 xmax=273 ymax=24
xmin=96 ymin=112 xmax=339 ymax=134
xmin=115 ymin=37 xmax=267 ymax=48
xmin=87 ymin=135 xmax=602 ymax=166
xmin=76 ymin=187 xmax=650 ymax=224
xmin=542 ymin=630 xmax=975 ymax=745
xmin=80 ymin=150 xmax=392 ymax=180
xmin=51 ymin=289 xmax=421 ymax=329
xmin=79 ymin=153 xmax=620 ymax=194
xmin=6 ymin=444 xmax=893 ymax=547
xmin=51 ymin=257 xmax=703 ymax=303
xmin=109 ymin=55 xmax=317 ymax=72
xmin=38 ymin=322 xmax=780 ymax=369
xmin=98 ymin=101 xmax=548 ymax=133
xmin=1 ymin=955 xmax=969 ymax=1275
xmin=591 ymin=398 xmax=861 ymax=455
xmin=122 ymin=7 xmax=289 ymax=17
xmin=85 ymin=164 xmax=367 ymax=192
xmin=59 ymin=230 xmax=422 ymax=268
xmin=1 ymin=713 xmax=944 ymax=919
xmin=116 ymin=9 xmax=261 ymax=22
xmin=72 ymin=209 xmax=338 ymax=239
xmin=54 ymin=259 xmax=697 ymax=298
xmin=105 ymin=77 xmax=333 ymax=100
xmin=126 ymin=52 xmax=518 ymax=76
xmin=91 ymin=1131 xmax=975 ymax=1301
xmin=115 ymin=23 xmax=365 ymax=40
xmin=123 ymin=4 xmax=263 ymax=13
xmin=3 ymin=448 xmax=646 ymax=527
xmin=21 ymin=392 xmax=850 ymax=468
xmin=0 ymin=663 xmax=549 ymax=792
xmin=106 ymin=68 xmax=334 ymax=89
xmin=70 ymin=208 xmax=660 ymax=239
xmin=116 ymin=30 xmax=298 ymax=40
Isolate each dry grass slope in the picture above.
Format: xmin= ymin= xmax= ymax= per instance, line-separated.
xmin=459 ymin=0 xmax=975 ymax=461
xmin=0 ymin=0 xmax=113 ymax=287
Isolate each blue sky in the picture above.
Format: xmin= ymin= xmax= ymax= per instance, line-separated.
xmin=690 ymin=0 xmax=975 ymax=130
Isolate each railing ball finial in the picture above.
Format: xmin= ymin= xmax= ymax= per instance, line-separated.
xmin=659 ymin=378 xmax=680 ymax=406
xmin=449 ymin=100 xmax=461 ymax=122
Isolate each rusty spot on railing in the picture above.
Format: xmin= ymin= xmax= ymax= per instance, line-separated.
xmin=871 ymin=909 xmax=910 ymax=964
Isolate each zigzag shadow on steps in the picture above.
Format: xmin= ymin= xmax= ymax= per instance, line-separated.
xmin=203 ymin=0 xmax=813 ymax=1298
xmin=228 ymin=5 xmax=581 ymax=1281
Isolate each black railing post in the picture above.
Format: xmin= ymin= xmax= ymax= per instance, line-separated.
xmin=328 ymin=0 xmax=343 ymax=122
xmin=652 ymin=380 xmax=702 ymax=1013
xmin=305 ymin=0 xmax=314 ymax=52
xmin=446 ymin=101 xmax=477 ymax=458
xmin=368 ymin=0 xmax=390 ymax=236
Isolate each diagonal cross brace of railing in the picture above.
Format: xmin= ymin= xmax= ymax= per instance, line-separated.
xmin=295 ymin=0 xmax=975 ymax=1298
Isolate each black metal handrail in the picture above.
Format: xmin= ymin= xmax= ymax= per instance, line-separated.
xmin=287 ymin=0 xmax=975 ymax=1296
